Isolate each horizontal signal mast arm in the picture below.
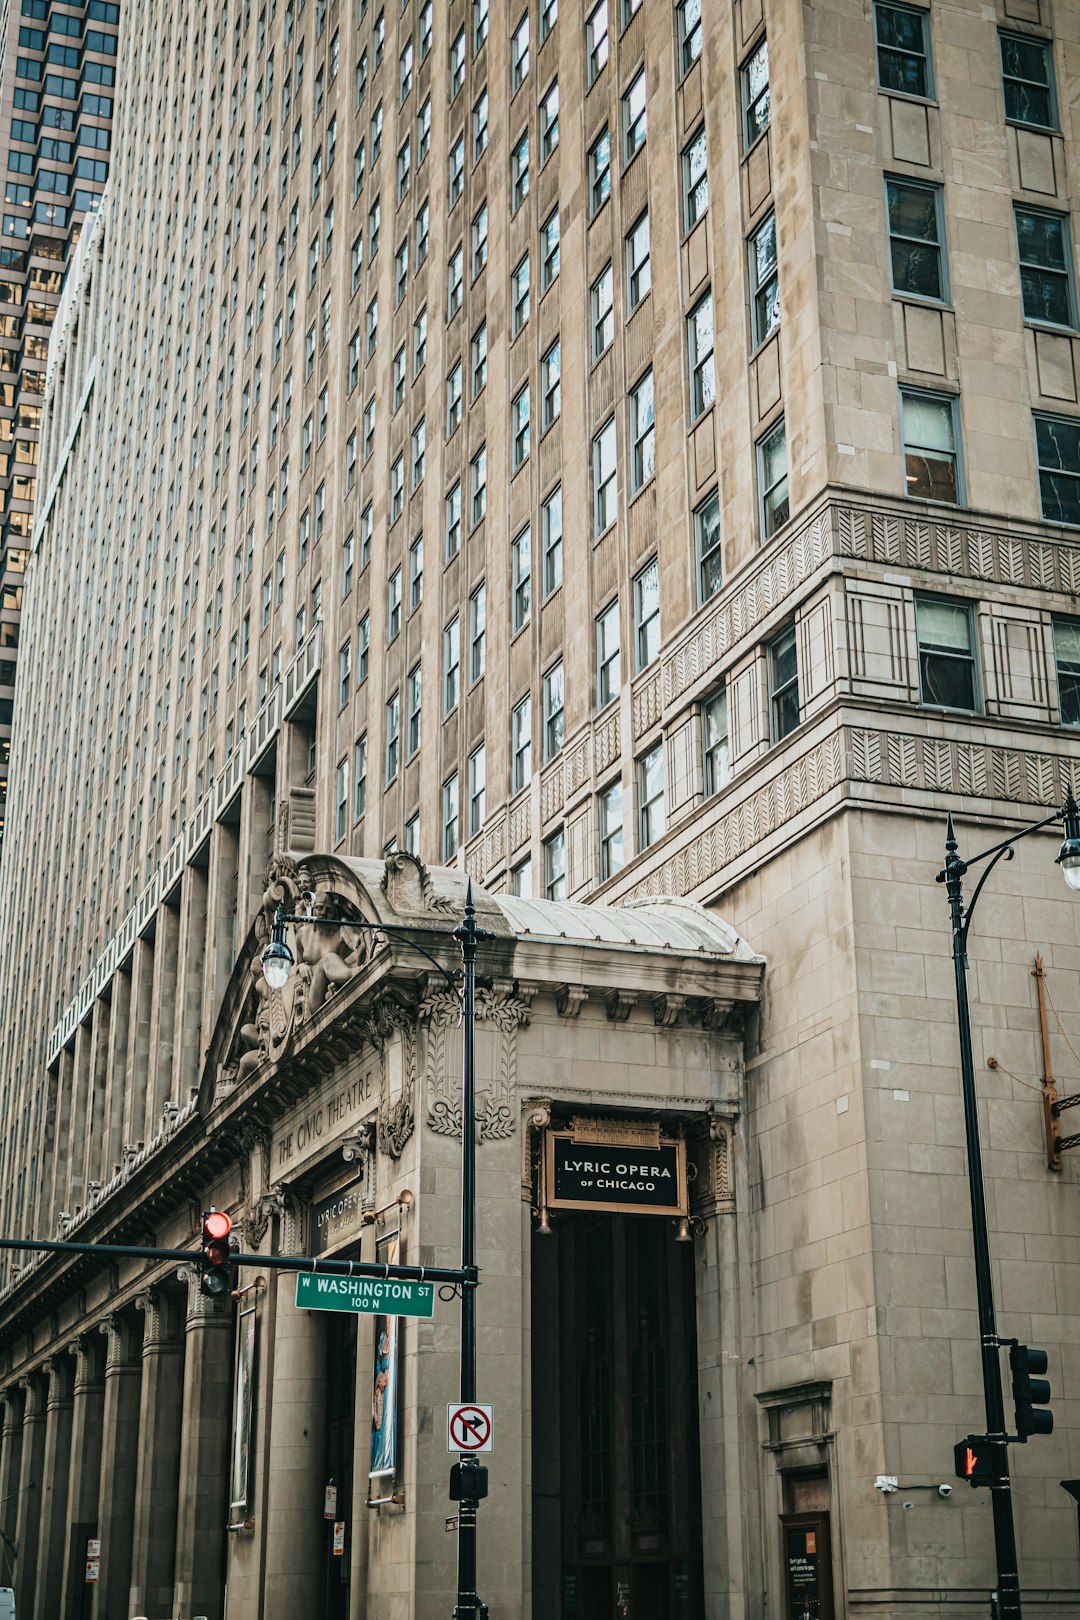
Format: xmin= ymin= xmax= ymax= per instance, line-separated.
xmin=0 ymin=1235 xmax=473 ymax=1286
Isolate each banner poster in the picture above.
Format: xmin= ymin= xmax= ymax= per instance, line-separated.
xmin=230 ymin=1300 xmax=258 ymax=1515
xmin=369 ymin=1229 xmax=402 ymax=1480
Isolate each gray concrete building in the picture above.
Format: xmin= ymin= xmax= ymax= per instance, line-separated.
xmin=0 ymin=0 xmax=119 ymax=848
xmin=0 ymin=0 xmax=1077 ymax=1617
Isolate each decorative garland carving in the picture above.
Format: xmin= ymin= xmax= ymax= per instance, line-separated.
xmin=421 ymin=988 xmax=532 ymax=1141
xmin=691 ymin=1112 xmax=737 ymax=1218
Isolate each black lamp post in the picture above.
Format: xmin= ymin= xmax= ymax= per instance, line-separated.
xmin=261 ymin=881 xmax=493 ymax=1620
xmin=936 ymin=791 xmax=1080 ymax=1620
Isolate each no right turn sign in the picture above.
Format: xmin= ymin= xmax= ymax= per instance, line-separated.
xmin=447 ymin=1402 xmax=493 ymax=1453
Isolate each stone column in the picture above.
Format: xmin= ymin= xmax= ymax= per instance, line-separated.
xmin=129 ymin=1288 xmax=185 ymax=1619
xmin=32 ymin=1356 xmax=74 ymax=1620
xmin=0 ymin=1388 xmax=23 ymax=1592
xmin=263 ymin=1195 xmax=327 ymax=1620
xmin=92 ymin=1312 xmax=142 ymax=1620
xmin=14 ymin=1372 xmax=46 ymax=1618
xmin=172 ymin=1267 xmax=233 ymax=1620
xmin=61 ymin=1337 xmax=105 ymax=1620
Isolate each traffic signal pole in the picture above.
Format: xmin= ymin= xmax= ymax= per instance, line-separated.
xmin=940 ymin=816 xmax=1024 ymax=1619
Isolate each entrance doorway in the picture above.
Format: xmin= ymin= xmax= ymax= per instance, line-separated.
xmin=532 ymin=1213 xmax=705 ymax=1620
xmin=321 ymin=1309 xmax=357 ymax=1620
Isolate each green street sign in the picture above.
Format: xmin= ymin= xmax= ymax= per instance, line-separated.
xmin=294 ymin=1272 xmax=435 ymax=1318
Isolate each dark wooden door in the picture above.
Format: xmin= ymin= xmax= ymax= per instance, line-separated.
xmin=548 ymin=1214 xmax=704 ymax=1620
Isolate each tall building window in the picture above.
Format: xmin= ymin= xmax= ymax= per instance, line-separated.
xmin=469 ymin=582 xmax=487 ymax=681
xmin=414 ymin=307 xmax=428 ymax=373
xmin=683 ymin=128 xmax=708 ymax=228
xmin=626 ymin=213 xmax=651 ymax=310
xmin=758 ymin=417 xmax=789 ymax=540
xmin=900 ymin=389 xmax=962 ymax=504
xmin=1015 ymin=208 xmax=1076 ymax=328
xmin=634 ymin=560 xmax=660 ymax=670
xmin=542 ymin=486 xmax=563 ymax=595
xmin=887 ymin=178 xmax=947 ymax=301
xmin=354 ymin=735 xmax=368 ymax=820
xmin=999 ymin=32 xmax=1056 ymax=131
xmin=471 ymin=446 xmax=488 ymax=525
xmin=510 ymin=856 xmax=533 ymax=897
xmin=468 ymin=745 xmax=487 ymax=834
xmin=387 ymin=568 xmax=402 ymax=639
xmin=1053 ymin=619 xmax=1080 ymax=726
xmin=542 ymin=210 xmax=561 ymax=290
xmin=638 ymin=745 xmax=666 ymax=848
xmin=544 ymin=828 xmax=567 ymax=900
xmin=544 ymin=661 xmax=565 ymax=759
xmin=407 ymin=664 xmax=422 ymax=755
xmin=450 ymin=29 xmax=466 ymax=97
xmin=678 ymin=0 xmax=702 ymax=76
xmin=703 ymin=688 xmax=731 ymax=794
xmin=587 ymin=0 xmax=610 ymax=84
xmin=541 ymin=81 xmax=560 ymax=162
xmin=512 ymin=14 xmax=530 ymax=89
xmin=339 ymin=639 xmax=352 ymax=708
xmin=412 ymin=419 xmax=427 ymax=488
xmin=695 ymin=488 xmax=722 ymax=602
xmin=630 ymin=369 xmax=655 ymax=492
xmin=512 ymin=527 xmax=532 ymax=631
xmin=512 ymin=695 xmax=533 ymax=790
xmin=593 ymin=417 xmax=618 ymax=535
xmin=447 ymin=362 xmax=464 ymax=437
xmin=542 ymin=342 xmax=561 ymax=430
xmin=512 ymin=255 xmax=530 ymax=333
xmin=915 ymin=597 xmax=978 ymax=711
xmin=474 ymin=0 xmax=489 ymax=51
xmin=589 ymin=127 xmax=611 ymax=216
xmin=599 ymin=780 xmax=624 ymax=879
xmin=442 ymin=774 xmax=460 ymax=860
xmin=541 ymin=0 xmax=558 ymax=42
xmin=405 ymin=814 xmax=420 ymax=856
xmin=596 ymin=600 xmax=621 ymax=707
xmin=769 ymin=624 xmax=800 ymax=740
xmin=749 ymin=214 xmax=779 ymax=346
xmin=409 ymin=534 xmax=424 ymax=609
xmin=385 ymin=691 xmax=401 ymax=779
xmin=512 ymin=130 xmax=530 ymax=210
xmin=742 ymin=36 xmax=770 ymax=147
xmin=447 ymin=245 xmax=464 ymax=318
xmin=335 ymin=758 xmax=349 ymax=841
xmin=592 ymin=264 xmax=614 ymax=357
xmin=473 ymin=90 xmax=489 ymax=161
xmin=445 ymin=482 xmax=462 ymax=558
xmin=449 ymin=136 xmax=465 ymax=205
xmin=444 ymin=616 xmax=461 ymax=711
xmin=512 ymin=385 xmax=531 ymax=468
xmin=471 ymin=322 xmax=488 ymax=397
xmin=688 ymin=292 xmax=716 ymax=416
xmin=874 ymin=2 xmax=933 ymax=99
xmin=1034 ymin=414 xmax=1080 ymax=528
xmin=472 ymin=203 xmax=489 ymax=277
xmin=623 ymin=71 xmax=647 ymax=160
xmin=391 ymin=454 xmax=404 ymax=521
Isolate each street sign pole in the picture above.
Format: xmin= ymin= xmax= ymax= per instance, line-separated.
xmin=453 ymin=885 xmax=491 ymax=1620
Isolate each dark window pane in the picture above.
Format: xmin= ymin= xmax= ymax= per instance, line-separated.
xmin=1019 ymin=266 xmax=1071 ymax=326
xmin=877 ymin=6 xmax=928 ymax=97
xmin=1036 ymin=416 xmax=1080 ymax=525
xmin=775 ymin=687 xmax=799 ymax=737
xmin=1004 ymin=79 xmax=1052 ymax=127
xmin=905 ymin=451 xmax=957 ymax=503
xmin=1060 ymin=671 xmax=1080 ymax=726
xmin=920 ymin=651 xmax=975 ymax=710
xmin=891 ymin=240 xmax=942 ymax=299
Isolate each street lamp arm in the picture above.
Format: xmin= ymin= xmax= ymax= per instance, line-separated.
xmin=937 ymin=793 xmax=1080 ymax=946
xmin=272 ymin=904 xmax=463 ymax=997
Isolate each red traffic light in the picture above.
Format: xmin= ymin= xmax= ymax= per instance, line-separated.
xmin=203 ymin=1210 xmax=232 ymax=1244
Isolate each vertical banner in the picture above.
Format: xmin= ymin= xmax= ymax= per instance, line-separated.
xmin=369 ymin=1230 xmax=402 ymax=1481
xmin=230 ymin=1300 xmax=258 ymax=1516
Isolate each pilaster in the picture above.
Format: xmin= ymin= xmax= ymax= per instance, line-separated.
xmin=32 ymin=1355 xmax=74 ymax=1620
xmin=129 ymin=1286 xmax=185 ymax=1618
xmin=61 ymin=1336 xmax=105 ymax=1620
xmin=0 ymin=1387 xmax=22 ymax=1590
xmin=14 ymin=1371 xmax=46 ymax=1618
xmin=171 ymin=1266 xmax=233 ymax=1620
xmin=92 ymin=1311 xmax=142 ymax=1620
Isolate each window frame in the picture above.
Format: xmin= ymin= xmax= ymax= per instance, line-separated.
xmin=768 ymin=622 xmax=801 ymax=742
xmin=1015 ymin=205 xmax=1077 ymax=331
xmin=1034 ymin=412 xmax=1080 ymax=530
xmin=598 ymin=778 xmax=624 ymax=880
xmin=512 ymin=695 xmax=533 ymax=792
xmin=695 ymin=487 xmax=722 ymax=604
xmin=914 ymin=595 xmax=981 ymax=714
xmin=543 ymin=659 xmax=565 ymax=761
xmin=637 ymin=743 xmax=666 ymax=849
xmin=596 ymin=598 xmax=621 ymax=708
xmin=1052 ymin=616 xmax=1080 ymax=726
xmin=741 ymin=36 xmax=770 ymax=149
xmin=682 ymin=125 xmax=708 ymax=230
xmin=633 ymin=558 xmax=660 ymax=671
xmin=688 ymin=290 xmax=716 ymax=419
xmin=999 ymin=30 xmax=1057 ymax=133
xmin=899 ymin=387 xmax=964 ymax=507
xmin=874 ymin=1 xmax=934 ymax=101
xmin=886 ymin=175 xmax=949 ymax=305
xmin=703 ymin=686 xmax=731 ymax=796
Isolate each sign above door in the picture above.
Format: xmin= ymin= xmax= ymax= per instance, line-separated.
xmin=544 ymin=1120 xmax=688 ymax=1217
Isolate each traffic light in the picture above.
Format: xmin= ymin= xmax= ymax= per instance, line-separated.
xmin=1010 ymin=1344 xmax=1053 ymax=1440
xmin=954 ymin=1435 xmax=996 ymax=1487
xmin=200 ymin=1209 xmax=234 ymax=1298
